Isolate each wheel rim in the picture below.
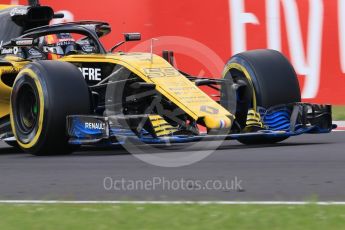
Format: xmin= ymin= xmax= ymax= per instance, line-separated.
xmin=16 ymin=83 xmax=39 ymax=134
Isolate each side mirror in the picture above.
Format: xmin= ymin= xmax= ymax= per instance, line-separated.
xmin=124 ymin=33 xmax=141 ymax=42
xmin=110 ymin=33 xmax=142 ymax=53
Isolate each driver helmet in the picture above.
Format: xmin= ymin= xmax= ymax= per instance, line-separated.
xmin=42 ymin=33 xmax=77 ymax=60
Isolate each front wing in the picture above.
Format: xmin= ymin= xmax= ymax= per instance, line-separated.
xmin=66 ymin=103 xmax=335 ymax=146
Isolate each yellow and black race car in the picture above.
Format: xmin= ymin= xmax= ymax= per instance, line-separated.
xmin=0 ymin=2 xmax=334 ymax=155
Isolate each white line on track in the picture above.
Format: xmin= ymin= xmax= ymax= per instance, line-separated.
xmin=1 ymin=200 xmax=345 ymax=205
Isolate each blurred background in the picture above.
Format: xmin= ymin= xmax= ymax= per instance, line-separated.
xmin=2 ymin=0 xmax=344 ymax=104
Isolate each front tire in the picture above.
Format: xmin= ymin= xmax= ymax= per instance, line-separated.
xmin=222 ymin=49 xmax=301 ymax=145
xmin=10 ymin=61 xmax=90 ymax=155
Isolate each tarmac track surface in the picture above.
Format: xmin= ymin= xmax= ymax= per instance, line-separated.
xmin=0 ymin=131 xmax=344 ymax=201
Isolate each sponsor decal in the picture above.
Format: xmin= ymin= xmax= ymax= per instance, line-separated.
xmin=200 ymin=105 xmax=219 ymax=115
xmin=56 ymin=40 xmax=75 ymax=46
xmin=81 ymin=45 xmax=94 ymax=53
xmin=42 ymin=46 xmax=50 ymax=53
xmin=28 ymin=48 xmax=42 ymax=57
xmin=77 ymin=40 xmax=90 ymax=45
xmin=220 ymin=120 xmax=226 ymax=129
xmin=10 ymin=8 xmax=27 ymax=17
xmin=79 ymin=67 xmax=102 ymax=81
xmin=143 ymin=67 xmax=179 ymax=78
xmin=85 ymin=122 xmax=105 ymax=130
xmin=1 ymin=47 xmax=18 ymax=55
xmin=15 ymin=39 xmax=33 ymax=46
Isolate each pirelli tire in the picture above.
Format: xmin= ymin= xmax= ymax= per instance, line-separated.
xmin=222 ymin=49 xmax=301 ymax=145
xmin=10 ymin=61 xmax=90 ymax=156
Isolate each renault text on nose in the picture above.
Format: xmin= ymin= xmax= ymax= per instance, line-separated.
xmin=85 ymin=122 xmax=105 ymax=130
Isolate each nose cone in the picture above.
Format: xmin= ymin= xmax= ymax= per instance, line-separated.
xmin=204 ymin=115 xmax=232 ymax=130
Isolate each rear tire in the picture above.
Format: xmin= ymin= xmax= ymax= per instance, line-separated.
xmin=10 ymin=61 xmax=90 ymax=155
xmin=221 ymin=49 xmax=301 ymax=144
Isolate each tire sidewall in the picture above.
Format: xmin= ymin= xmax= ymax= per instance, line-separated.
xmin=10 ymin=64 xmax=49 ymax=153
xmin=10 ymin=61 xmax=90 ymax=155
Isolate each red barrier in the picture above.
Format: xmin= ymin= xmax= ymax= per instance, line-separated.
xmin=6 ymin=0 xmax=345 ymax=104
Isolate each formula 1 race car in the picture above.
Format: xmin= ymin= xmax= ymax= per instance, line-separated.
xmin=0 ymin=2 xmax=334 ymax=155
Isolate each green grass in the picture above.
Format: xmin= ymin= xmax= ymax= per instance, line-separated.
xmin=333 ymin=106 xmax=345 ymax=120
xmin=1 ymin=204 xmax=345 ymax=230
